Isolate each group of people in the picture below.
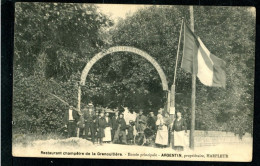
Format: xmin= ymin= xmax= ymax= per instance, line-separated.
xmin=63 ymin=103 xmax=187 ymax=151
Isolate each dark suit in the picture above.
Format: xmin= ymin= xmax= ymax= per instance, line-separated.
xmin=105 ymin=117 xmax=112 ymax=128
xmin=78 ymin=115 xmax=85 ymax=138
xmin=63 ymin=109 xmax=79 ymax=137
xmin=111 ymin=116 xmax=119 ymax=140
xmin=82 ymin=109 xmax=96 ymax=143
xmin=96 ymin=117 xmax=106 ymax=144
xmin=147 ymin=116 xmax=156 ymax=132
xmin=113 ymin=118 xmax=127 ymax=144
xmin=136 ymin=115 xmax=147 ymax=133
xmin=96 ymin=117 xmax=106 ymax=138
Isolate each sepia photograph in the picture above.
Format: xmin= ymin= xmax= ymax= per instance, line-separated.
xmin=12 ymin=3 xmax=255 ymax=162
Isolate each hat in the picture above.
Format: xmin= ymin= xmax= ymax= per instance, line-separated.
xmin=88 ymin=102 xmax=93 ymax=106
xmin=158 ymin=109 xmax=163 ymax=114
xmin=130 ymin=121 xmax=135 ymax=126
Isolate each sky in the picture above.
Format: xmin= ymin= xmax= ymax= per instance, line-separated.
xmin=96 ymin=4 xmax=148 ymax=22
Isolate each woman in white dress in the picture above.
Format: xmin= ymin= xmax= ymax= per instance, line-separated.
xmin=103 ymin=112 xmax=112 ymax=142
xmin=155 ymin=109 xmax=168 ymax=148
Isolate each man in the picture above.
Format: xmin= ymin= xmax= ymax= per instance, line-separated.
xmin=63 ymin=106 xmax=79 ymax=138
xmin=111 ymin=111 xmax=119 ymax=141
xmin=78 ymin=112 xmax=85 ymax=138
xmin=151 ymin=112 xmax=157 ymax=122
xmin=82 ymin=103 xmax=96 ymax=144
xmin=135 ymin=109 xmax=147 ymax=144
xmin=147 ymin=112 xmax=156 ymax=132
xmin=113 ymin=113 xmax=127 ymax=144
xmin=163 ymin=112 xmax=172 ymax=147
xmin=96 ymin=111 xmax=106 ymax=145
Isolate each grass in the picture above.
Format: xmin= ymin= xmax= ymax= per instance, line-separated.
xmin=12 ymin=131 xmax=66 ymax=147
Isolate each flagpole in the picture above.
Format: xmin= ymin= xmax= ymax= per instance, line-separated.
xmin=170 ymin=18 xmax=184 ymax=110
xmin=169 ymin=18 xmax=184 ymax=147
xmin=189 ymin=6 xmax=196 ymax=150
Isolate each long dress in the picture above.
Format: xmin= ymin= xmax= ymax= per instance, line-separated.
xmin=173 ymin=118 xmax=186 ymax=147
xmin=155 ymin=114 xmax=168 ymax=146
xmin=103 ymin=117 xmax=112 ymax=142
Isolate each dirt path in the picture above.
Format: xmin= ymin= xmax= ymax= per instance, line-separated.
xmin=13 ymin=137 xmax=252 ymax=161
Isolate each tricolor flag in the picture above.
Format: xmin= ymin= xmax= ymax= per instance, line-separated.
xmin=181 ymin=22 xmax=226 ymax=88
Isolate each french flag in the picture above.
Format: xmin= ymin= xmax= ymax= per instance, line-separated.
xmin=181 ymin=22 xmax=226 ymax=88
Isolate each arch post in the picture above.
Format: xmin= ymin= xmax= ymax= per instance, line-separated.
xmin=77 ymin=82 xmax=81 ymax=112
xmin=167 ymin=90 xmax=171 ymax=113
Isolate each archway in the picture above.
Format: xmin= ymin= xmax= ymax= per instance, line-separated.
xmin=78 ymin=46 xmax=169 ymax=112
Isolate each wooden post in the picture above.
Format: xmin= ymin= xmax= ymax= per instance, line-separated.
xmin=169 ymin=18 xmax=183 ymax=148
xmin=167 ymin=91 xmax=171 ymax=113
xmin=170 ymin=84 xmax=175 ymax=109
xmin=78 ymin=82 xmax=81 ymax=112
xmin=189 ymin=6 xmax=196 ymax=150
xmin=77 ymin=83 xmax=81 ymax=138
xmin=171 ymin=18 xmax=184 ymax=110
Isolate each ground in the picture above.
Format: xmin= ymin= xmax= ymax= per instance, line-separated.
xmin=12 ymin=131 xmax=252 ymax=161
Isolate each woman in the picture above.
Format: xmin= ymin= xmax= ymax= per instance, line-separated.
xmin=172 ymin=111 xmax=187 ymax=151
xmin=103 ymin=112 xmax=112 ymax=143
xmin=155 ymin=109 xmax=168 ymax=148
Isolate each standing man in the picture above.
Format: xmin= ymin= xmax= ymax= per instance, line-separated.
xmin=113 ymin=113 xmax=127 ymax=144
xmin=163 ymin=112 xmax=172 ymax=147
xmin=78 ymin=112 xmax=85 ymax=138
xmin=135 ymin=109 xmax=147 ymax=144
xmin=147 ymin=112 xmax=157 ymax=133
xmin=96 ymin=111 xmax=106 ymax=145
xmin=63 ymin=106 xmax=79 ymax=138
xmin=151 ymin=112 xmax=157 ymax=122
xmin=111 ymin=111 xmax=119 ymax=141
xmin=83 ymin=103 xmax=96 ymax=144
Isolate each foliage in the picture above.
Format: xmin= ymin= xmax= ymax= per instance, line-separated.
xmin=13 ymin=3 xmax=112 ymax=133
xmin=192 ymin=6 xmax=255 ymax=135
xmin=13 ymin=4 xmax=254 ymax=137
xmin=14 ymin=2 xmax=112 ymax=79
xmin=101 ymin=6 xmax=254 ymax=135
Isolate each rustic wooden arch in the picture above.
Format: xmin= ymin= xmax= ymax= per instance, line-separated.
xmin=78 ymin=46 xmax=169 ymax=111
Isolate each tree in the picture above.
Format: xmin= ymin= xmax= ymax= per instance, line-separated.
xmin=97 ymin=6 xmax=254 ymax=135
xmin=13 ymin=3 xmax=113 ymax=133
xmin=14 ymin=2 xmax=112 ymax=79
